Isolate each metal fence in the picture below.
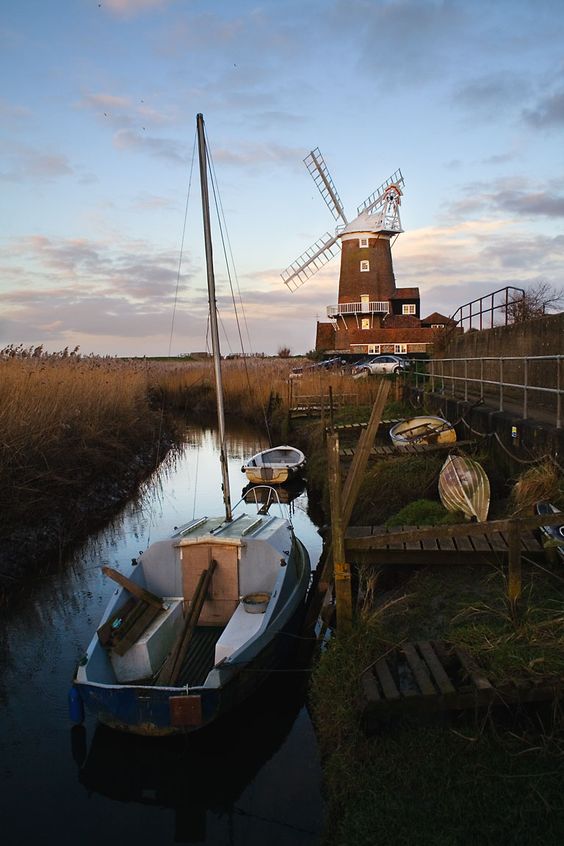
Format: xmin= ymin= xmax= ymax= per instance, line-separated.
xmin=413 ymin=355 xmax=563 ymax=429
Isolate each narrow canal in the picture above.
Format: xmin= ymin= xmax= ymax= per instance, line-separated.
xmin=0 ymin=423 xmax=325 ymax=845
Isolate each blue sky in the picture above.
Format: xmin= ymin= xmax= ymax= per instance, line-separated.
xmin=1 ymin=0 xmax=563 ymax=356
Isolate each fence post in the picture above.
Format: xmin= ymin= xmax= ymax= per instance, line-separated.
xmin=507 ymin=520 xmax=521 ymax=604
xmin=327 ymin=432 xmax=352 ymax=634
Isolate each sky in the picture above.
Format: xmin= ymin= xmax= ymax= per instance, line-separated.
xmin=1 ymin=0 xmax=563 ymax=357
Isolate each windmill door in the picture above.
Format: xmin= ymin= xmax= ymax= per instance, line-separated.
xmin=361 ymin=295 xmax=370 ymax=313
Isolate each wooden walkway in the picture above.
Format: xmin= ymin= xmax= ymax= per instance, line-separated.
xmin=340 ymin=439 xmax=477 ymax=460
xmin=346 ymin=524 xmax=544 ymax=565
xmin=359 ymin=640 xmax=563 ymax=732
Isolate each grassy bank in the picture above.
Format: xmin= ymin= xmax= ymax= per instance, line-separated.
xmin=293 ymin=397 xmax=564 ymax=845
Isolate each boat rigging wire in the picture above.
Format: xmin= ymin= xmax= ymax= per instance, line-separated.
xmin=203 ymin=125 xmax=274 ymax=445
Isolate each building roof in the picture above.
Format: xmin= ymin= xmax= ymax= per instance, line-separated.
xmin=390 ymin=287 xmax=420 ymax=300
xmin=420 ymin=311 xmax=456 ymax=325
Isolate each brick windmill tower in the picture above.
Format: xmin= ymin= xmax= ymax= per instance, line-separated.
xmin=282 ymin=149 xmax=422 ymax=355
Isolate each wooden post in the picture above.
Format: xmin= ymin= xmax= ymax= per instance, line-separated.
xmin=507 ymin=519 xmax=522 ymax=604
xmin=341 ymin=379 xmax=390 ymax=526
xmin=329 ymin=385 xmax=334 ymax=431
xmin=327 ymin=431 xmax=352 ymax=633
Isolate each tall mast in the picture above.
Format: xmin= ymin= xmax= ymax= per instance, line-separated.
xmin=196 ymin=113 xmax=232 ymax=522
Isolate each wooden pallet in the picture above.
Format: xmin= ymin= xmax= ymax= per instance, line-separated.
xmin=359 ymin=640 xmax=563 ymax=732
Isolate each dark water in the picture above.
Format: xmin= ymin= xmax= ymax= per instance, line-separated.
xmin=0 ymin=424 xmax=325 ymax=845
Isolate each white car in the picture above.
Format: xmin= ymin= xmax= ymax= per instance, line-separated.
xmin=352 ymin=354 xmax=411 ymax=376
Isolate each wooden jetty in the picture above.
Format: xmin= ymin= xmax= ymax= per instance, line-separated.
xmin=339 ymin=438 xmax=477 ymax=460
xmin=345 ymin=522 xmax=544 ymax=566
xmin=359 ymin=640 xmax=563 ymax=733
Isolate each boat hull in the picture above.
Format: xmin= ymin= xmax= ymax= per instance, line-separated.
xmin=241 ymin=445 xmax=306 ymax=486
xmin=73 ymin=539 xmax=311 ymax=736
xmin=244 ymin=465 xmax=295 ymax=485
xmin=390 ymin=416 xmax=456 ymax=450
xmin=438 ymin=454 xmax=490 ymax=522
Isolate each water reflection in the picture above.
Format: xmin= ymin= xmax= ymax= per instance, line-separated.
xmin=0 ymin=420 xmax=324 ymax=845
xmin=73 ymin=669 xmax=320 ymax=844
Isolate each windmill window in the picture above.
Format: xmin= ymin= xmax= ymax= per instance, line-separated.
xmin=359 ymin=237 xmax=369 ymax=248
xmin=361 ymin=318 xmax=370 ymax=330
xmin=431 ymin=323 xmax=444 ymax=329
xmin=360 ymin=260 xmax=370 ymax=272
xmin=402 ymin=304 xmax=416 ymax=315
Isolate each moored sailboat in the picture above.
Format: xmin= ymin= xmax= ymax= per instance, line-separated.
xmin=69 ymin=114 xmax=311 ymax=736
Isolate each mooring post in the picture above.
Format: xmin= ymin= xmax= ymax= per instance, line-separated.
xmin=327 ymin=431 xmax=352 ymax=633
xmin=507 ymin=519 xmax=522 ymax=604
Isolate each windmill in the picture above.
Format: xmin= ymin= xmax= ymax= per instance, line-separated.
xmin=281 ymin=149 xmax=405 ymax=323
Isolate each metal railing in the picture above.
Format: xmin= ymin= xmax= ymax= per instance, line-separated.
xmin=327 ymin=301 xmax=389 ymax=317
xmin=450 ymin=286 xmax=525 ymax=331
xmin=413 ymin=355 xmax=563 ymax=429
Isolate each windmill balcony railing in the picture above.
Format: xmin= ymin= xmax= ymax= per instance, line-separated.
xmin=411 ymin=355 xmax=563 ymax=429
xmin=327 ymin=301 xmax=390 ymax=317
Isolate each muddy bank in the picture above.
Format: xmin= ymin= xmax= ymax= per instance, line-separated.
xmin=0 ymin=430 xmax=179 ymax=589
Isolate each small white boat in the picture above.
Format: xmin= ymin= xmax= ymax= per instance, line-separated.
xmin=242 ymin=445 xmax=306 ymax=485
xmin=535 ymin=501 xmax=564 ymax=563
xmin=390 ymin=415 xmax=456 ymax=450
xmin=438 ymin=454 xmax=490 ymax=522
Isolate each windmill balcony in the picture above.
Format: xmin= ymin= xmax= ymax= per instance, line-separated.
xmin=327 ymin=301 xmax=390 ymax=317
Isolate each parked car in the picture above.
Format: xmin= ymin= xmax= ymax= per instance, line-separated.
xmin=290 ymin=357 xmax=346 ymax=379
xmin=352 ymin=354 xmax=411 ymax=376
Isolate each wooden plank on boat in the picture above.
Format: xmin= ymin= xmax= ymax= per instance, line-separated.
xmin=101 ymin=566 xmax=165 ymax=610
xmin=112 ymin=603 xmax=164 ymax=656
xmin=374 ymin=657 xmax=400 ymax=700
xmin=97 ymin=596 xmax=137 ymax=647
xmin=402 ymin=644 xmax=436 ymax=696
xmin=417 ymin=641 xmax=456 ymax=696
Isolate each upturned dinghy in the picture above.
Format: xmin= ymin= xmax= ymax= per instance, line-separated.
xmin=242 ymin=445 xmax=306 ymax=485
xmin=69 ymin=115 xmax=311 ymax=736
xmin=390 ymin=416 xmax=456 ymax=450
xmin=438 ymin=453 xmax=490 ymax=522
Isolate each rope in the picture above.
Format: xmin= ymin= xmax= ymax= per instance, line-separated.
xmin=492 ymin=431 xmax=553 ymax=465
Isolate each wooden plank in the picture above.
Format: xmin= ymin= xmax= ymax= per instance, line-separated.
xmin=97 ymin=596 xmax=137 ymax=647
xmin=488 ymin=531 xmax=507 ymax=552
xmin=417 ymin=641 xmax=456 ymax=696
xmin=453 ymin=535 xmax=473 ymax=551
xmin=374 ymin=657 xmax=400 ymax=700
xmin=345 ymin=512 xmax=564 ymax=551
xmin=341 ymin=379 xmax=391 ymax=526
xmin=400 ymin=526 xmax=423 ymax=551
xmin=470 ymin=533 xmax=493 ymax=552
xmin=102 ymin=566 xmax=165 ymax=609
xmin=360 ymin=669 xmax=381 ymax=703
xmin=111 ymin=603 xmax=164 ymax=656
xmin=454 ymin=647 xmax=492 ymax=690
xmin=520 ymin=529 xmax=542 ymax=552
xmin=421 ymin=537 xmax=439 ymax=551
xmin=437 ymin=536 xmax=456 ymax=551
xmin=402 ymin=644 xmax=436 ymax=696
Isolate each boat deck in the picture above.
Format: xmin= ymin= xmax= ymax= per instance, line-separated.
xmin=177 ymin=626 xmax=223 ymax=687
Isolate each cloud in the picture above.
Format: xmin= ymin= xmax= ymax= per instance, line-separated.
xmin=453 ymin=72 xmax=528 ymax=117
xmin=0 ymin=144 xmax=73 ymax=182
xmin=523 ymin=86 xmax=564 ymax=127
xmin=103 ymin=0 xmax=173 ymax=17
xmin=113 ymin=129 xmax=187 ymax=163
xmin=447 ymin=178 xmax=564 ymax=220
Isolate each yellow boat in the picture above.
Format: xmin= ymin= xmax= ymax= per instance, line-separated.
xmin=390 ymin=415 xmax=456 ymax=450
